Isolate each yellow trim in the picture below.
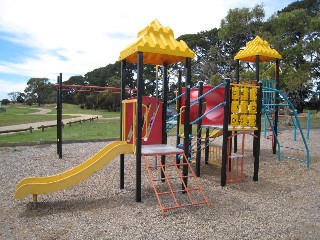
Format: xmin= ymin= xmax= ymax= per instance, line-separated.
xmin=179 ymin=106 xmax=186 ymax=136
xmin=142 ymin=104 xmax=148 ymax=139
xmin=230 ymin=83 xmax=260 ymax=88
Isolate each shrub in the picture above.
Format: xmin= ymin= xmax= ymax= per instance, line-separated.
xmin=1 ymin=99 xmax=10 ymax=105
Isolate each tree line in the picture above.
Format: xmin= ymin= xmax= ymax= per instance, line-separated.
xmin=5 ymin=0 xmax=319 ymax=112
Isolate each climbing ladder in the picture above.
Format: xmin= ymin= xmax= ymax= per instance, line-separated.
xmin=226 ymin=132 xmax=257 ymax=183
xmin=142 ymin=145 xmax=208 ymax=217
xmin=262 ymin=86 xmax=310 ymax=168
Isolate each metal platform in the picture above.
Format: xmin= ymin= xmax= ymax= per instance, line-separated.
xmin=202 ymin=124 xmax=257 ymax=131
xmin=141 ymin=144 xmax=183 ymax=156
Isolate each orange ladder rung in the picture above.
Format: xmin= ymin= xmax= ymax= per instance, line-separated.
xmin=143 ymin=153 xmax=208 ymax=217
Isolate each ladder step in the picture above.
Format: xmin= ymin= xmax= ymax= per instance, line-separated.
xmin=146 ymin=163 xmax=189 ymax=169
xmin=162 ymin=201 xmax=208 ymax=211
xmin=143 ymin=152 xmax=208 ymax=216
xmin=280 ymin=145 xmax=306 ymax=152
xmin=280 ymin=155 xmax=307 ymax=163
xmin=152 ymin=175 xmax=193 ymax=181
xmin=264 ymin=103 xmax=289 ymax=106
xmin=157 ymin=187 xmax=202 ymax=195
xmin=230 ymin=154 xmax=244 ymax=159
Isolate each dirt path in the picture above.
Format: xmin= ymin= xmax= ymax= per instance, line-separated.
xmin=28 ymin=107 xmax=52 ymax=115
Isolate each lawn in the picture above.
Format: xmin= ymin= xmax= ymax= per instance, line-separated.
xmin=0 ymin=103 xmax=120 ymax=127
xmin=0 ymin=119 xmax=120 ymax=144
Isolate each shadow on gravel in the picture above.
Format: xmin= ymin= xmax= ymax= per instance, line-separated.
xmin=18 ymin=195 xmax=135 ymax=218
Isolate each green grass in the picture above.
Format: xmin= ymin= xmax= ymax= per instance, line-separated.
xmin=263 ymin=114 xmax=320 ymax=130
xmin=0 ymin=103 xmax=119 ymax=127
xmin=0 ymin=107 xmax=74 ymax=127
xmin=0 ymin=119 xmax=120 ymax=144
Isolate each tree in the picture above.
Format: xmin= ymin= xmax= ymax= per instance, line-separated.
xmin=178 ymin=28 xmax=220 ymax=83
xmin=16 ymin=92 xmax=26 ymax=103
xmin=219 ymin=4 xmax=265 ymax=76
xmin=7 ymin=91 xmax=21 ymax=105
xmin=279 ymin=0 xmax=319 ymax=16
xmin=62 ymin=75 xmax=86 ymax=104
xmin=1 ymin=99 xmax=10 ymax=105
xmin=97 ymin=91 xmax=120 ymax=111
xmin=263 ymin=4 xmax=318 ymax=112
xmin=24 ymin=78 xmax=55 ymax=106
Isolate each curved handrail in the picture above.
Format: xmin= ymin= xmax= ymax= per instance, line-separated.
xmin=262 ymin=86 xmax=310 ymax=168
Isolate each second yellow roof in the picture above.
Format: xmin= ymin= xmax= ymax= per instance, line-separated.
xmin=234 ymin=36 xmax=282 ymax=62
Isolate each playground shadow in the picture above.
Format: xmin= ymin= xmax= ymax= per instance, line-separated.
xmin=18 ymin=192 xmax=139 ymax=218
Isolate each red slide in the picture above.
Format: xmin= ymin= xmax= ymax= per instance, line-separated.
xmin=181 ymin=85 xmax=225 ymax=125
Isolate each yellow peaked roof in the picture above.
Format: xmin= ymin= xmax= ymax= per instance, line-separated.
xmin=234 ymin=36 xmax=282 ymax=62
xmin=118 ymin=19 xmax=195 ymax=65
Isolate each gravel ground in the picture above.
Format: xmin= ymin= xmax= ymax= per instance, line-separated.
xmin=1 ymin=129 xmax=319 ymax=240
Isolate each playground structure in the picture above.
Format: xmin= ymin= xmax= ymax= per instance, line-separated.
xmin=15 ymin=19 xmax=310 ymax=216
xmin=15 ymin=19 xmax=209 ymax=216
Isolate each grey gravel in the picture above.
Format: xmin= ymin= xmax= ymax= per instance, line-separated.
xmin=1 ymin=129 xmax=319 ymax=240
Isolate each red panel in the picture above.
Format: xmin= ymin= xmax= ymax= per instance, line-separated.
xmin=122 ymin=96 xmax=163 ymax=145
xmin=141 ymin=96 xmax=163 ymax=145
xmin=181 ymin=85 xmax=225 ymax=125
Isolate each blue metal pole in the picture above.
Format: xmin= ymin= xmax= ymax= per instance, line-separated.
xmin=306 ymin=110 xmax=310 ymax=140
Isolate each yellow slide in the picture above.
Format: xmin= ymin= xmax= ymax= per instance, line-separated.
xmin=15 ymin=141 xmax=133 ymax=200
xmin=202 ymin=129 xmax=223 ymax=139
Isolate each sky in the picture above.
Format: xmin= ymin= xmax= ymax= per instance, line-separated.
xmin=0 ymin=0 xmax=297 ymax=100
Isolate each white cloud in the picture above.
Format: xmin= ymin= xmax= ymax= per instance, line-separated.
xmin=0 ymin=79 xmax=26 ymax=100
xmin=0 ymin=0 xmax=295 ymax=99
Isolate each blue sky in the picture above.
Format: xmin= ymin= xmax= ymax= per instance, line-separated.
xmin=0 ymin=0 xmax=297 ymax=100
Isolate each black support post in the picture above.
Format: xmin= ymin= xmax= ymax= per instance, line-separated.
xmin=273 ymin=59 xmax=280 ymax=154
xmin=221 ymin=79 xmax=230 ymax=187
xmin=56 ymin=75 xmax=60 ymax=156
xmin=161 ymin=63 xmax=168 ymax=181
xmin=253 ymin=55 xmax=261 ymax=181
xmin=176 ymin=70 xmax=182 ymax=164
xmin=234 ymin=60 xmax=240 ymax=153
xmin=120 ymin=60 xmax=126 ymax=189
xmin=196 ymin=81 xmax=203 ymax=177
xmin=136 ymin=52 xmax=144 ymax=202
xmin=183 ymin=58 xmax=192 ymax=190
xmin=57 ymin=73 xmax=62 ymax=159
xmin=204 ymin=127 xmax=209 ymax=164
